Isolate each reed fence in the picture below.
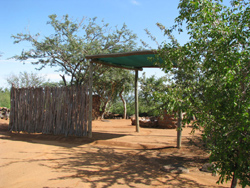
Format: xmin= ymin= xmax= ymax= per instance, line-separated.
xmin=9 ymin=85 xmax=89 ymax=137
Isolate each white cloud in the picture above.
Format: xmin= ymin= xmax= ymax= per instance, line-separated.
xmin=45 ymin=73 xmax=71 ymax=83
xmin=131 ymin=0 xmax=140 ymax=5
xmin=0 ymin=58 xmax=71 ymax=87
xmin=0 ymin=59 xmax=19 ymax=63
xmin=0 ymin=78 xmax=8 ymax=89
xmin=0 ymin=58 xmax=35 ymax=64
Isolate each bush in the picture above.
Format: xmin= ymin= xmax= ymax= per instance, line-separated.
xmin=0 ymin=88 xmax=10 ymax=108
xmin=110 ymin=100 xmax=160 ymax=118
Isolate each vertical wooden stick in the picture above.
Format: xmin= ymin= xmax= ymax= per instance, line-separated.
xmin=135 ymin=70 xmax=140 ymax=132
xmin=88 ymin=62 xmax=93 ymax=138
xmin=177 ymin=109 xmax=182 ymax=148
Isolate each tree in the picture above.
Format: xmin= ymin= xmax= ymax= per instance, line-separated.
xmin=93 ymin=68 xmax=134 ymax=119
xmin=139 ymin=72 xmax=168 ymax=116
xmin=0 ymin=88 xmax=10 ymax=108
xmin=156 ymin=0 xmax=250 ymax=187
xmin=12 ymin=14 xmax=138 ymax=86
xmin=12 ymin=15 xmax=139 ymax=116
xmin=115 ymin=70 xmax=134 ymax=119
xmin=6 ymin=71 xmax=48 ymax=88
xmin=109 ymin=93 xmax=135 ymax=117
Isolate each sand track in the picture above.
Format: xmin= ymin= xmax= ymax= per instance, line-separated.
xmin=0 ymin=119 xmax=236 ymax=188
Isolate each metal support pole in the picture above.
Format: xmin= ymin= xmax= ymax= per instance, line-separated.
xmin=135 ymin=70 xmax=140 ymax=132
xmin=88 ymin=62 xmax=93 ymax=138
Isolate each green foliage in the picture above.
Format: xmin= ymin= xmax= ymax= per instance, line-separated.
xmin=109 ymin=72 xmax=171 ymax=118
xmin=109 ymin=101 xmax=124 ymax=115
xmin=139 ymin=73 xmax=168 ymax=116
xmin=109 ymin=97 xmax=135 ymax=117
xmin=12 ymin=14 xmax=139 ymax=116
xmin=95 ymin=68 xmax=134 ymax=117
xmin=107 ymin=73 xmax=170 ymax=117
xmin=12 ymin=14 xmax=138 ymax=86
xmin=0 ymin=88 xmax=10 ymax=108
xmin=156 ymin=0 xmax=250 ymax=187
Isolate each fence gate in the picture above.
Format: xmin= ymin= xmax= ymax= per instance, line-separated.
xmin=9 ymin=85 xmax=89 ymax=137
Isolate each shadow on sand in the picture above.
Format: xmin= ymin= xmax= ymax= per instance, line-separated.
xmin=0 ymin=122 xmax=127 ymax=148
xmin=0 ymin=121 xmax=229 ymax=187
xmin=40 ymin=146 xmax=219 ymax=188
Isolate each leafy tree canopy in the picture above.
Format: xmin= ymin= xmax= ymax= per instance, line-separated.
xmin=12 ymin=14 xmax=139 ymax=86
xmin=139 ymin=72 xmax=168 ymax=115
xmin=156 ymin=0 xmax=250 ymax=187
xmin=93 ymin=68 xmax=134 ymax=118
xmin=12 ymin=14 xmax=140 ymax=117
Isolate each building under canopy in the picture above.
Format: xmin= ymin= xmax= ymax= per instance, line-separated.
xmin=85 ymin=50 xmax=183 ymax=148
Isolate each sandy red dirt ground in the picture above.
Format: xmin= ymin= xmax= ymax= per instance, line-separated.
xmin=0 ymin=118 xmax=240 ymax=188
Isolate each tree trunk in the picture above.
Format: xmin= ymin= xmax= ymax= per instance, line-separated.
xmin=231 ymin=172 xmax=238 ymax=188
xmin=101 ymin=100 xmax=110 ymax=119
xmin=119 ymin=85 xmax=127 ymax=119
xmin=99 ymin=82 xmax=118 ymax=119
xmin=60 ymin=74 xmax=67 ymax=86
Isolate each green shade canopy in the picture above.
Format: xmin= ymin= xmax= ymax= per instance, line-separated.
xmin=86 ymin=50 xmax=182 ymax=147
xmin=85 ymin=50 xmax=164 ymax=70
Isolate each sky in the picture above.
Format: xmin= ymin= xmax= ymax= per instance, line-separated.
xmin=0 ymin=0 xmax=190 ymax=88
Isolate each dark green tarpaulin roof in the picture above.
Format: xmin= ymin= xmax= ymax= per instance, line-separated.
xmin=85 ymin=50 xmax=164 ymax=70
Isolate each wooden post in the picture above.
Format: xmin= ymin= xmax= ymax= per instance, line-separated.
xmin=135 ymin=70 xmax=140 ymax=132
xmin=88 ymin=62 xmax=93 ymax=138
xmin=231 ymin=172 xmax=238 ymax=188
xmin=177 ymin=109 xmax=182 ymax=148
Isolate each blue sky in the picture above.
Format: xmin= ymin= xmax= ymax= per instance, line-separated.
xmin=0 ymin=0 xmax=189 ymax=88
